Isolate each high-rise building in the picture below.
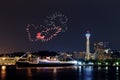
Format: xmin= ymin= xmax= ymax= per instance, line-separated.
xmin=94 ymin=42 xmax=111 ymax=60
xmin=94 ymin=42 xmax=108 ymax=54
xmin=85 ymin=31 xmax=91 ymax=60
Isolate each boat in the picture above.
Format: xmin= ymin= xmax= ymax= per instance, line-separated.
xmin=16 ymin=57 xmax=77 ymax=67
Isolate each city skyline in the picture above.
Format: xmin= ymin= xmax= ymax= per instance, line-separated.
xmin=0 ymin=0 xmax=120 ymax=53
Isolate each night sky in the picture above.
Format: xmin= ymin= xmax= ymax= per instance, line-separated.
xmin=0 ymin=0 xmax=120 ymax=53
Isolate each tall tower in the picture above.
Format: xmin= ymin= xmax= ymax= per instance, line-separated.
xmin=85 ymin=31 xmax=91 ymax=60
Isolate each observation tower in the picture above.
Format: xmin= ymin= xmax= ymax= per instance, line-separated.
xmin=85 ymin=31 xmax=91 ymax=60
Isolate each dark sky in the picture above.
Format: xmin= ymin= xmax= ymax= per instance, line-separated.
xmin=0 ymin=0 xmax=120 ymax=53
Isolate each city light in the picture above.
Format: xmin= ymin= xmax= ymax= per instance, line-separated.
xmin=2 ymin=57 xmax=5 ymax=60
xmin=105 ymin=62 xmax=108 ymax=65
xmin=98 ymin=62 xmax=101 ymax=65
xmin=78 ymin=61 xmax=82 ymax=65
xmin=1 ymin=66 xmax=6 ymax=70
xmin=116 ymin=62 xmax=119 ymax=65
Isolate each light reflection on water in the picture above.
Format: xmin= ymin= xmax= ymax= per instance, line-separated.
xmin=1 ymin=66 xmax=6 ymax=80
xmin=27 ymin=68 xmax=32 ymax=77
xmin=116 ymin=67 xmax=119 ymax=80
xmin=0 ymin=66 xmax=120 ymax=80
xmin=83 ymin=66 xmax=93 ymax=80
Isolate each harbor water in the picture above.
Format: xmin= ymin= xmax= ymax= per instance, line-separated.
xmin=0 ymin=66 xmax=120 ymax=80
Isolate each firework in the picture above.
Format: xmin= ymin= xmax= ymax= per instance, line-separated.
xmin=40 ymin=26 xmax=62 ymax=42
xmin=45 ymin=12 xmax=68 ymax=32
xmin=26 ymin=12 xmax=68 ymax=42
xmin=26 ymin=24 xmax=44 ymax=42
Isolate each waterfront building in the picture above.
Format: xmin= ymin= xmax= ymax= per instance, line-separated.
xmin=94 ymin=42 xmax=112 ymax=60
xmin=72 ymin=51 xmax=85 ymax=60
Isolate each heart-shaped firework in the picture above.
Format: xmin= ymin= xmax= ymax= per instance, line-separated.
xmin=26 ymin=12 xmax=68 ymax=42
xmin=26 ymin=24 xmax=62 ymax=42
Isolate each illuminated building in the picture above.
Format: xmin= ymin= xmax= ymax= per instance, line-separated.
xmin=94 ymin=42 xmax=108 ymax=53
xmin=94 ymin=42 xmax=106 ymax=55
xmin=94 ymin=42 xmax=112 ymax=60
xmin=72 ymin=52 xmax=85 ymax=60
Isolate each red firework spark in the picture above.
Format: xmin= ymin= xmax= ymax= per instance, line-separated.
xmin=36 ymin=32 xmax=45 ymax=40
